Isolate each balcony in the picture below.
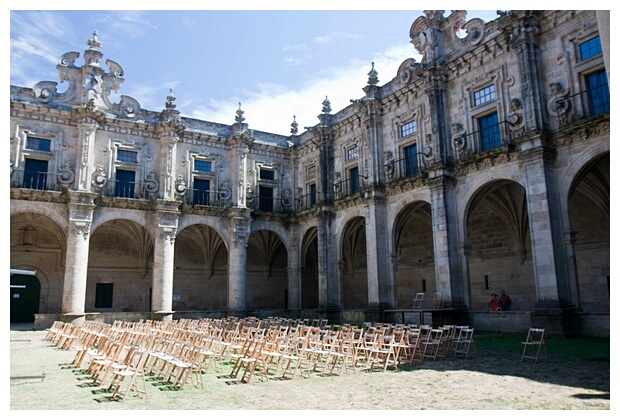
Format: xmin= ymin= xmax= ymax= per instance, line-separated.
xmin=556 ymin=82 xmax=610 ymax=129
xmin=333 ymin=175 xmax=366 ymax=200
xmin=183 ymin=188 xmax=228 ymax=209
xmin=454 ymin=120 xmax=514 ymax=159
xmin=296 ymin=192 xmax=322 ymax=211
xmin=10 ymin=169 xmax=64 ymax=192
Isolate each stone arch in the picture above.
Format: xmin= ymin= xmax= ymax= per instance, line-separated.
xmin=392 ymin=201 xmax=435 ymax=309
xmin=174 ymin=222 xmax=229 ymax=310
xmin=340 ymin=216 xmax=367 ymax=310
xmin=246 ymin=229 xmax=288 ymax=310
xmin=10 ymin=212 xmax=67 ymax=314
xmin=87 ymin=218 xmax=155 ymax=312
xmin=566 ymin=152 xmax=609 ymax=311
xmin=300 ymin=226 xmax=319 ymax=310
xmin=463 ymin=179 xmax=535 ymax=311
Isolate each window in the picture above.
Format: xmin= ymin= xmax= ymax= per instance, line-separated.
xmin=23 ymin=158 xmax=48 ymax=190
xmin=193 ymin=178 xmax=211 ymax=206
xmin=585 ymin=69 xmax=610 ymax=115
xmin=260 ymin=168 xmax=275 ymax=181
xmin=259 ymin=186 xmax=274 ymax=212
xmin=346 ymin=146 xmax=359 ymax=161
xmin=478 ymin=112 xmax=501 ymax=152
xmin=194 ymin=160 xmax=212 ymax=173
xmin=26 ymin=136 xmax=51 ymax=152
xmin=114 ymin=169 xmax=135 ymax=198
xmin=473 ymin=85 xmax=496 ymax=106
xmin=579 ymin=35 xmax=602 ymax=61
xmin=117 ymin=149 xmax=138 ymax=163
xmin=349 ymin=166 xmax=359 ymax=195
xmin=400 ymin=120 xmax=416 ymax=138
xmin=403 ymin=144 xmax=419 ymax=177
xmin=95 ymin=283 xmax=113 ymax=308
xmin=308 ymin=183 xmax=317 ymax=207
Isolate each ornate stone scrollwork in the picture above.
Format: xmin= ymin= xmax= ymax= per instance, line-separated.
xmin=508 ymin=98 xmax=525 ymax=136
xmin=58 ymin=51 xmax=80 ymax=67
xmin=246 ymin=185 xmax=254 ymax=204
xmin=118 ymin=95 xmax=140 ymax=118
xmin=174 ymin=175 xmax=187 ymax=198
xmin=281 ymin=188 xmax=292 ymax=208
xmin=451 ymin=123 xmax=468 ymax=159
xmin=33 ymin=81 xmax=58 ymax=104
xmin=71 ymin=221 xmax=91 ymax=240
xmin=58 ymin=162 xmax=75 ymax=186
xmin=143 ymin=173 xmax=159 ymax=199
xmin=219 ymin=181 xmax=232 ymax=203
xmin=547 ymin=82 xmax=571 ymax=125
xmin=91 ymin=165 xmax=107 ymax=189
xmin=384 ymin=151 xmax=394 ymax=181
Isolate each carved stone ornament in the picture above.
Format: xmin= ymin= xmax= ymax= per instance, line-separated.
xmin=175 ymin=175 xmax=187 ymax=196
xmin=143 ymin=173 xmax=160 ymax=198
xmin=71 ymin=99 xmax=105 ymax=124
xmin=58 ymin=162 xmax=76 ymax=185
xmin=91 ymin=165 xmax=107 ymax=189
xmin=219 ymin=181 xmax=232 ymax=202
xmin=547 ymin=82 xmax=571 ymax=121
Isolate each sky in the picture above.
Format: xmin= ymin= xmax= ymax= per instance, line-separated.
xmin=7 ymin=5 xmax=507 ymax=136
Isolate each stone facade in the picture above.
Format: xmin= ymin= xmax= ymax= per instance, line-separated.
xmin=10 ymin=11 xmax=609 ymax=336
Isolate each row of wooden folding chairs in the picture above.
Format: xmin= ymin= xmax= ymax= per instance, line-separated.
xmin=53 ymin=318 xmax=476 ymax=399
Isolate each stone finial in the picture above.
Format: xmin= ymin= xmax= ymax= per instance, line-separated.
xmin=322 ymin=96 xmax=332 ymax=114
xmin=87 ymin=30 xmax=102 ymax=50
xmin=235 ymin=102 xmax=245 ymax=124
xmin=165 ymin=88 xmax=176 ymax=110
xmin=367 ymin=62 xmax=379 ymax=86
xmin=290 ymin=115 xmax=299 ymax=135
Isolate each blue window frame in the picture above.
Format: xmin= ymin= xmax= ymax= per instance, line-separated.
xmin=349 ymin=166 xmax=359 ymax=195
xmin=114 ymin=169 xmax=135 ymax=198
xmin=117 ymin=149 xmax=138 ymax=163
xmin=403 ymin=144 xmax=419 ymax=177
xmin=23 ymin=158 xmax=48 ymax=190
xmin=194 ymin=160 xmax=212 ymax=173
xmin=579 ymin=35 xmax=602 ymax=61
xmin=26 ymin=136 xmax=51 ymax=152
xmin=586 ymin=69 xmax=610 ymax=115
xmin=400 ymin=120 xmax=416 ymax=138
xmin=308 ymin=183 xmax=317 ymax=207
xmin=473 ymin=84 xmax=496 ymax=106
xmin=478 ymin=112 xmax=501 ymax=152
xmin=260 ymin=169 xmax=275 ymax=180
xmin=259 ymin=186 xmax=274 ymax=212
xmin=193 ymin=178 xmax=211 ymax=206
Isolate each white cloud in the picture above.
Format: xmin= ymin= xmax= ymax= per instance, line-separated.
xmin=187 ymin=42 xmax=419 ymax=136
xmin=314 ymin=31 xmax=365 ymax=45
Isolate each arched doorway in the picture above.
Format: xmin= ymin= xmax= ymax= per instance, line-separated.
xmin=10 ymin=274 xmax=40 ymax=323
xmin=341 ymin=217 xmax=367 ymax=309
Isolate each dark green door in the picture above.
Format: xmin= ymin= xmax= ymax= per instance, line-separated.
xmin=10 ymin=274 xmax=40 ymax=323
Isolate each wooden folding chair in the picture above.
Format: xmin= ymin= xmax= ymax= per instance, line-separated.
xmin=412 ymin=293 xmax=425 ymax=309
xmin=521 ymin=328 xmax=547 ymax=363
xmin=453 ymin=327 xmax=475 ymax=358
xmin=421 ymin=328 xmax=444 ymax=361
xmin=109 ymin=348 xmax=149 ymax=401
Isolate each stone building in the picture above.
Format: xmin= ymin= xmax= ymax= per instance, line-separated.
xmin=10 ymin=10 xmax=609 ymax=336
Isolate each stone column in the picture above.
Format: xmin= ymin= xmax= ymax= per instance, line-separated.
xmin=521 ymin=147 xmax=571 ymax=304
xmin=364 ymin=193 xmax=391 ymax=308
xmin=152 ymin=227 xmax=176 ymax=317
xmin=428 ymin=171 xmax=464 ymax=306
xmin=287 ymin=229 xmax=302 ymax=311
xmin=62 ymin=192 xmax=96 ymax=315
xmin=151 ymin=200 xmax=180 ymax=320
xmin=228 ymin=211 xmax=251 ymax=313
xmin=316 ymin=208 xmax=339 ymax=310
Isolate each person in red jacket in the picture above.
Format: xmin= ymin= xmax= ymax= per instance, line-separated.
xmin=499 ymin=290 xmax=513 ymax=311
xmin=489 ymin=293 xmax=500 ymax=311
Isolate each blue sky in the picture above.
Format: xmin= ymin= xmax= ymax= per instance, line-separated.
xmin=7 ymin=5 xmax=554 ymax=136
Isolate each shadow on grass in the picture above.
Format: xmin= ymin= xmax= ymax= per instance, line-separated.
xmin=391 ymin=333 xmax=610 ymax=394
